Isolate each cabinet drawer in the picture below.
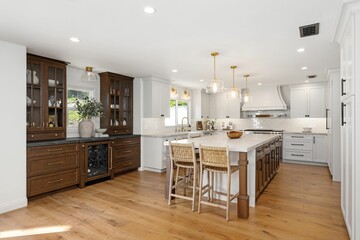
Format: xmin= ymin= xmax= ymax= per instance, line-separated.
xmin=27 ymin=169 xmax=80 ymax=197
xmin=112 ymin=145 xmax=140 ymax=162
xmin=283 ymin=134 xmax=312 ymax=140
xmin=113 ymin=158 xmax=140 ymax=173
xmin=111 ymin=137 xmax=140 ymax=146
xmin=283 ymin=150 xmax=312 ymax=162
xmin=28 ymin=152 xmax=79 ymax=177
xmin=27 ymin=132 xmax=65 ymax=142
xmin=283 ymin=141 xmax=312 ymax=151
xmin=108 ymin=129 xmax=133 ymax=136
xmin=28 ymin=143 xmax=78 ymax=157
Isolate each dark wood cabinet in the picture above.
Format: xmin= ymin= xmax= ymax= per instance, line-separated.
xmin=110 ymin=136 xmax=140 ymax=176
xmin=27 ymin=143 xmax=80 ymax=197
xmin=100 ymin=72 xmax=134 ymax=135
xmin=27 ymin=54 xmax=68 ymax=142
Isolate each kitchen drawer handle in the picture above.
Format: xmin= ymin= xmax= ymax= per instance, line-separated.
xmin=123 ymin=140 xmax=133 ymax=143
xmin=47 ymin=148 xmax=63 ymax=152
xmin=291 ymin=154 xmax=304 ymax=157
xmin=291 ymin=136 xmax=304 ymax=138
xmin=47 ymin=161 xmax=63 ymax=166
xmin=124 ymin=162 xmax=132 ymax=166
xmin=341 ymin=103 xmax=346 ymax=126
xmin=48 ymin=178 xmax=63 ymax=184
xmin=341 ymin=78 xmax=346 ymax=96
xmin=124 ymin=150 xmax=132 ymax=153
xmin=291 ymin=144 xmax=304 ymax=146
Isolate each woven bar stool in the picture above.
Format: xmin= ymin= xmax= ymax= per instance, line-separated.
xmin=168 ymin=142 xmax=198 ymax=211
xmin=198 ymin=144 xmax=239 ymax=221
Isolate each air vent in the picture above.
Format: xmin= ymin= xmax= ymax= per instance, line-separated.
xmin=299 ymin=23 xmax=319 ymax=37
xmin=307 ymin=75 xmax=317 ymax=79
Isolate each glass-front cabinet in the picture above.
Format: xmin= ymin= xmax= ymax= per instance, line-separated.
xmin=27 ymin=54 xmax=67 ymax=142
xmin=99 ymin=72 xmax=134 ymax=135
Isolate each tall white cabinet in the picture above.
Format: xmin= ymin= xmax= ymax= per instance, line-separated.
xmin=335 ymin=2 xmax=360 ymax=239
xmin=142 ymin=77 xmax=170 ymax=118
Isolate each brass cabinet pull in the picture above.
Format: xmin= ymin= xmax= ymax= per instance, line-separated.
xmin=48 ymin=178 xmax=63 ymax=184
xmin=123 ymin=140 xmax=132 ymax=143
xmin=47 ymin=148 xmax=63 ymax=152
xmin=47 ymin=161 xmax=63 ymax=166
xmin=109 ymin=147 xmax=113 ymax=169
xmin=124 ymin=162 xmax=132 ymax=166
xmin=54 ymin=134 xmax=58 ymax=137
xmin=124 ymin=150 xmax=132 ymax=153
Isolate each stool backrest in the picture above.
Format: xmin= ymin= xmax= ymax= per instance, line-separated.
xmin=199 ymin=145 xmax=229 ymax=168
xmin=169 ymin=142 xmax=196 ymax=165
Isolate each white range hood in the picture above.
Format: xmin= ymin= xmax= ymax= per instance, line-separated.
xmin=242 ymin=85 xmax=287 ymax=111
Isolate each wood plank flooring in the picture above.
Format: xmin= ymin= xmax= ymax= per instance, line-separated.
xmin=0 ymin=163 xmax=349 ymax=240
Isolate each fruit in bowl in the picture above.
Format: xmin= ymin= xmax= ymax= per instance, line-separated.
xmin=227 ymin=131 xmax=243 ymax=139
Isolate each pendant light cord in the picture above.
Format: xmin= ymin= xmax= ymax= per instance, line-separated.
xmin=213 ymin=54 xmax=216 ymax=80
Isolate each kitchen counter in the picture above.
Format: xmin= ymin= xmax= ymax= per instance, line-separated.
xmin=165 ymin=132 xmax=281 ymax=219
xmin=141 ymin=131 xmax=203 ymax=138
xmin=27 ymin=134 xmax=141 ymax=147
xmin=283 ymin=131 xmax=328 ymax=135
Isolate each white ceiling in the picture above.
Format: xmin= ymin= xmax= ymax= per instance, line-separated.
xmin=0 ymin=0 xmax=341 ymax=89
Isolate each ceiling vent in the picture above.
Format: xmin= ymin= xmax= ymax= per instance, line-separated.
xmin=299 ymin=23 xmax=319 ymax=37
xmin=307 ymin=74 xmax=317 ymax=79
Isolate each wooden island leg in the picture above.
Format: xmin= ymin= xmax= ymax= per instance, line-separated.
xmin=238 ymin=152 xmax=249 ymax=219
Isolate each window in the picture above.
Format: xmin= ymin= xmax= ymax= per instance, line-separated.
xmin=67 ymin=88 xmax=93 ymax=128
xmin=165 ymin=99 xmax=190 ymax=126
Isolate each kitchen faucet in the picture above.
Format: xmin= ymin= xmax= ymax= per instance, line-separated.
xmin=181 ymin=117 xmax=191 ymax=132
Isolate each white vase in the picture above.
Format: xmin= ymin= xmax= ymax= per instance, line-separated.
xmin=79 ymin=119 xmax=94 ymax=138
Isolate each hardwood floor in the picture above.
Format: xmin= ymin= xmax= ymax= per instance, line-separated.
xmin=0 ymin=163 xmax=349 ymax=240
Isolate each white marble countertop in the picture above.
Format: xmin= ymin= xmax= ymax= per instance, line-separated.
xmin=166 ymin=132 xmax=280 ymax=152
xmin=283 ymin=131 xmax=328 ymax=135
xmin=142 ymin=130 xmax=203 ymax=138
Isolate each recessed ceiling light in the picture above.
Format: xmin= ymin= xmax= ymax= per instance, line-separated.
xmin=301 ymin=66 xmax=308 ymax=70
xmin=172 ymin=69 xmax=178 ymax=73
xmin=297 ymin=48 xmax=305 ymax=52
xmin=200 ymin=79 xmax=204 ymax=82
xmin=305 ymin=80 xmax=309 ymax=83
xmin=257 ymin=83 xmax=262 ymax=86
xmin=69 ymin=37 xmax=80 ymax=43
xmin=144 ymin=7 xmax=156 ymax=14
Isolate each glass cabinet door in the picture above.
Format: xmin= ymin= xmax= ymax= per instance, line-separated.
xmin=26 ymin=62 xmax=43 ymax=129
xmin=121 ymin=80 xmax=132 ymax=128
xmin=47 ymin=65 xmax=65 ymax=128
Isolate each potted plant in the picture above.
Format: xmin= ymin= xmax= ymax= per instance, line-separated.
xmin=75 ymin=97 xmax=104 ymax=138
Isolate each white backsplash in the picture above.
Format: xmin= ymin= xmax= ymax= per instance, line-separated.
xmin=142 ymin=117 xmax=327 ymax=134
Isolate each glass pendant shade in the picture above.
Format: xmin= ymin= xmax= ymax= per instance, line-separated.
xmin=170 ymin=87 xmax=178 ymax=98
xmin=82 ymin=66 xmax=98 ymax=82
xmin=228 ymin=65 xmax=240 ymax=98
xmin=206 ymin=52 xmax=224 ymax=94
xmin=243 ymin=74 xmax=250 ymax=102
xmin=182 ymin=90 xmax=191 ymax=100
xmin=244 ymin=92 xmax=249 ymax=102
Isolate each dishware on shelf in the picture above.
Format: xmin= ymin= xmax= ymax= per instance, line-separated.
xmin=27 ymin=70 xmax=40 ymax=85
xmin=26 ymin=96 xmax=31 ymax=106
xmin=48 ymin=79 xmax=59 ymax=87
xmin=114 ymin=120 xmax=119 ymax=126
xmin=95 ymin=128 xmax=107 ymax=133
xmin=227 ymin=131 xmax=243 ymax=139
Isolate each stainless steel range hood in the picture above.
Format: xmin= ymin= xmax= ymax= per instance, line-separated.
xmin=242 ymin=85 xmax=287 ymax=111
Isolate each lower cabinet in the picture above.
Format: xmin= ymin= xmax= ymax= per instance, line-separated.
xmin=27 ymin=143 xmax=80 ymax=197
xmin=255 ymin=138 xmax=281 ymax=199
xmin=27 ymin=135 xmax=141 ymax=198
xmin=110 ymin=137 xmax=140 ymax=176
xmin=283 ymin=133 xmax=328 ymax=164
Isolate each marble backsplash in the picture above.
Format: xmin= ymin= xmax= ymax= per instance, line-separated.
xmin=142 ymin=117 xmax=327 ymax=134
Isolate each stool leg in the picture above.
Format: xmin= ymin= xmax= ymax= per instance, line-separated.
xmin=198 ymin=165 xmax=203 ymax=213
xmin=192 ymin=166 xmax=196 ymax=211
xmin=168 ymin=161 xmax=174 ymax=206
xmin=226 ymin=171 xmax=231 ymax=221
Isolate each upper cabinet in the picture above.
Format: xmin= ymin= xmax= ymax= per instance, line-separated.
xmin=26 ymin=54 xmax=68 ymax=142
xmin=192 ymin=90 xmax=210 ymax=119
xmin=210 ymin=93 xmax=240 ymax=119
xmin=142 ymin=77 xmax=170 ymax=118
xmin=290 ymin=84 xmax=325 ymax=118
xmin=99 ymin=72 xmax=134 ymax=135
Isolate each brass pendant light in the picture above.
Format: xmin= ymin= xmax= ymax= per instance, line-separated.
xmin=206 ymin=52 xmax=224 ymax=94
xmin=243 ymin=74 xmax=250 ymax=102
xmin=229 ymin=66 xmax=240 ymax=98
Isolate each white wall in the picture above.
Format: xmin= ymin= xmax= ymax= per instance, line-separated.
xmin=0 ymin=40 xmax=27 ymax=213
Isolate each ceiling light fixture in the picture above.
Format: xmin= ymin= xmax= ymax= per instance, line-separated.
xmin=69 ymin=37 xmax=80 ymax=43
xmin=228 ymin=66 xmax=240 ymax=98
xmin=301 ymin=66 xmax=308 ymax=70
xmin=200 ymin=79 xmax=204 ymax=82
xmin=172 ymin=69 xmax=178 ymax=73
xmin=182 ymin=90 xmax=191 ymax=100
xmin=170 ymin=87 xmax=178 ymax=99
xmin=144 ymin=7 xmax=156 ymax=14
xmin=81 ymin=67 xmax=98 ymax=82
xmin=243 ymin=74 xmax=250 ymax=102
xmin=258 ymin=83 xmax=262 ymax=86
xmin=305 ymin=80 xmax=309 ymax=83
xmin=297 ymin=48 xmax=305 ymax=52
xmin=206 ymin=52 xmax=223 ymax=94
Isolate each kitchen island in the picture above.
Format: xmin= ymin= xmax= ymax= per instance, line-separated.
xmin=165 ymin=132 xmax=281 ymax=219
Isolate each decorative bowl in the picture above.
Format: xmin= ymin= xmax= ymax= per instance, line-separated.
xmin=95 ymin=128 xmax=107 ymax=133
xmin=227 ymin=131 xmax=243 ymax=139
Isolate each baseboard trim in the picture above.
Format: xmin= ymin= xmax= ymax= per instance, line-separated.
xmin=142 ymin=167 xmax=165 ymax=173
xmin=0 ymin=197 xmax=28 ymax=214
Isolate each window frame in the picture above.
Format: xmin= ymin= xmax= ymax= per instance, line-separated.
xmin=165 ymin=99 xmax=191 ymax=127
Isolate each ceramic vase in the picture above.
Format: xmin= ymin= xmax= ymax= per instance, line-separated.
xmin=79 ymin=119 xmax=94 ymax=138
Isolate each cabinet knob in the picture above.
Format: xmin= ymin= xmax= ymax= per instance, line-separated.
xmin=160 ymin=114 xmax=164 ymax=117
xmin=31 ymin=135 xmax=34 ymax=138
xmin=54 ymin=134 xmax=58 ymax=137
xmin=114 ymin=130 xmax=117 ymax=133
